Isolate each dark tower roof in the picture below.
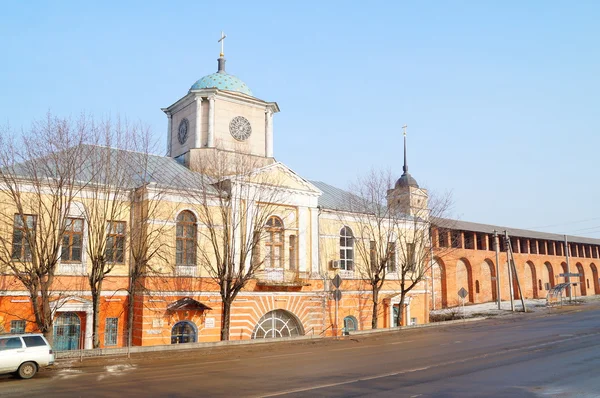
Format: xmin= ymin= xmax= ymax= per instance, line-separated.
xmin=395 ymin=129 xmax=419 ymax=188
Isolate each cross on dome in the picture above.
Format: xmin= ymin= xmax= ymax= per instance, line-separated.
xmin=218 ymin=31 xmax=227 ymax=57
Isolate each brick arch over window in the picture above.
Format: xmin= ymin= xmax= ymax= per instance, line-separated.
xmin=456 ymin=258 xmax=473 ymax=303
xmin=431 ymin=257 xmax=446 ymax=309
xmin=576 ymin=263 xmax=586 ymax=296
xmin=590 ymin=263 xmax=599 ymax=295
xmin=478 ymin=259 xmax=496 ymax=303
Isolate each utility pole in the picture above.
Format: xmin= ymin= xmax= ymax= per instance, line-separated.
xmin=565 ymin=235 xmax=572 ymax=302
xmin=493 ymin=230 xmax=501 ymax=310
xmin=504 ymin=231 xmax=515 ymax=311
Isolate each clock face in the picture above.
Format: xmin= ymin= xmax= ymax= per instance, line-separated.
xmin=178 ymin=118 xmax=189 ymax=145
xmin=229 ymin=116 xmax=252 ymax=141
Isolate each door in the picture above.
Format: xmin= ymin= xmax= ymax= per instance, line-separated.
xmin=0 ymin=336 xmax=24 ymax=372
xmin=53 ymin=312 xmax=81 ymax=351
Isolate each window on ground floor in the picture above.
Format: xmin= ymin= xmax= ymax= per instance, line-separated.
xmin=10 ymin=320 xmax=25 ymax=334
xmin=105 ymin=318 xmax=118 ymax=346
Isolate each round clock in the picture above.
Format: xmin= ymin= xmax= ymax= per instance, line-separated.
xmin=177 ymin=118 xmax=189 ymax=145
xmin=229 ymin=116 xmax=252 ymax=141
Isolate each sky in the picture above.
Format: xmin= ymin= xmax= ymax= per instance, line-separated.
xmin=1 ymin=1 xmax=599 ymax=237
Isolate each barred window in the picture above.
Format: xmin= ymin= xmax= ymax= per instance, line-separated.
xmin=10 ymin=320 xmax=26 ymax=334
xmin=105 ymin=318 xmax=118 ymax=346
xmin=62 ymin=218 xmax=83 ymax=262
xmin=106 ymin=221 xmax=126 ymax=263
xmin=12 ymin=214 xmax=36 ymax=261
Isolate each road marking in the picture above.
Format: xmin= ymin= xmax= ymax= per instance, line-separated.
xmin=260 ymin=331 xmax=600 ymax=397
xmin=260 ymin=352 xmax=313 ymax=359
xmin=391 ymin=340 xmax=414 ymax=345
xmin=330 ymin=345 xmax=378 ymax=351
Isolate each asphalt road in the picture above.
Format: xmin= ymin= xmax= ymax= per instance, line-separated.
xmin=2 ymin=303 xmax=600 ymax=397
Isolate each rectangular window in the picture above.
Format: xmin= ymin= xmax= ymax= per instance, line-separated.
xmin=22 ymin=335 xmax=46 ymax=347
xmin=451 ymin=231 xmax=462 ymax=249
xmin=548 ymin=241 xmax=555 ymax=256
xmin=476 ymin=233 xmax=486 ymax=251
xmin=10 ymin=320 xmax=25 ymax=334
xmin=464 ymin=233 xmax=474 ymax=250
xmin=387 ymin=242 xmax=396 ymax=273
xmin=0 ymin=337 xmax=23 ymax=351
xmin=105 ymin=221 xmax=126 ymax=263
xmin=487 ymin=235 xmax=495 ymax=251
xmin=539 ymin=241 xmax=546 ymax=255
xmin=529 ymin=240 xmax=537 ymax=255
xmin=61 ymin=218 xmax=83 ymax=262
xmin=556 ymin=242 xmax=563 ymax=256
xmin=12 ymin=214 xmax=36 ymax=261
xmin=498 ymin=236 xmax=506 ymax=252
xmin=105 ymin=318 xmax=118 ymax=346
xmin=438 ymin=229 xmax=448 ymax=248
xmin=370 ymin=240 xmax=377 ymax=269
xmin=289 ymin=235 xmax=297 ymax=270
xmin=510 ymin=237 xmax=519 ymax=253
xmin=520 ymin=239 xmax=528 ymax=254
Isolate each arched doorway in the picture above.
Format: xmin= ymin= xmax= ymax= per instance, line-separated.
xmin=543 ymin=262 xmax=554 ymax=293
xmin=171 ymin=321 xmax=197 ymax=344
xmin=53 ymin=312 xmax=81 ymax=351
xmin=526 ymin=261 xmax=537 ymax=298
xmin=252 ymin=310 xmax=304 ymax=339
xmin=343 ymin=316 xmax=358 ymax=334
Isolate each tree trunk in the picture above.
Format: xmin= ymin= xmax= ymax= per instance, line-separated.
xmin=220 ymin=299 xmax=231 ymax=341
xmin=91 ymin=286 xmax=101 ymax=348
xmin=371 ymin=287 xmax=379 ymax=329
xmin=127 ymin=285 xmax=135 ymax=347
xmin=398 ymin=294 xmax=406 ymax=327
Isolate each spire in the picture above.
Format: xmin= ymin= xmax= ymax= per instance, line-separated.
xmin=217 ymin=31 xmax=227 ymax=73
xmin=402 ymin=124 xmax=408 ymax=174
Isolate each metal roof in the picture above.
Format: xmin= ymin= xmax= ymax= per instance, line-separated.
xmin=433 ymin=217 xmax=600 ymax=246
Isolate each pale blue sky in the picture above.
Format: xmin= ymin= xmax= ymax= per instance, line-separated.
xmin=1 ymin=1 xmax=599 ymax=237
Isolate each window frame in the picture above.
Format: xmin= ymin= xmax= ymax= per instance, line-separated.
xmin=10 ymin=320 xmax=26 ymax=334
xmin=105 ymin=221 xmax=126 ymax=264
xmin=104 ymin=317 xmax=118 ymax=346
xmin=11 ymin=214 xmax=36 ymax=261
xmin=339 ymin=227 xmax=354 ymax=271
xmin=61 ymin=217 xmax=84 ymax=263
xmin=176 ymin=211 xmax=197 ymax=267
xmin=265 ymin=216 xmax=284 ymax=269
xmin=387 ymin=242 xmax=397 ymax=273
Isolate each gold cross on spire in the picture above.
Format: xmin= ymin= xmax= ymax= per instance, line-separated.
xmin=218 ymin=31 xmax=227 ymax=57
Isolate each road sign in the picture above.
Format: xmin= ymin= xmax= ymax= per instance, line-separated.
xmin=559 ymin=273 xmax=581 ymax=278
xmin=458 ymin=287 xmax=468 ymax=299
xmin=332 ymin=274 xmax=342 ymax=289
xmin=333 ymin=289 xmax=342 ymax=301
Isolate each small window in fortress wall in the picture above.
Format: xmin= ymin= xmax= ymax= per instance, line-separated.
xmin=519 ymin=239 xmax=528 ymax=254
xmin=539 ymin=241 xmax=546 ymax=255
xmin=556 ymin=242 xmax=563 ymax=256
xmin=548 ymin=242 xmax=555 ymax=256
xmin=487 ymin=234 xmax=495 ymax=251
xmin=464 ymin=233 xmax=474 ymax=250
xmin=529 ymin=240 xmax=537 ymax=255
xmin=593 ymin=246 xmax=599 ymax=259
xmin=451 ymin=231 xmax=462 ymax=249
xmin=438 ymin=230 xmax=449 ymax=248
xmin=476 ymin=233 xmax=486 ymax=250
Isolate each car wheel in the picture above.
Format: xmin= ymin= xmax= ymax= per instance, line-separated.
xmin=17 ymin=362 xmax=37 ymax=379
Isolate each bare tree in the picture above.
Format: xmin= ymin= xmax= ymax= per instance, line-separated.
xmin=343 ymin=169 xmax=399 ymax=329
xmin=344 ymin=168 xmax=455 ymax=328
xmin=186 ymin=150 xmax=287 ymax=340
xmin=125 ymin=130 xmax=174 ymax=348
xmin=81 ymin=118 xmax=137 ymax=348
xmin=0 ymin=114 xmax=89 ymax=343
xmin=393 ymin=192 xmax=454 ymax=326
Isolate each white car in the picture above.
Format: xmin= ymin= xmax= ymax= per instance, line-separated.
xmin=0 ymin=334 xmax=55 ymax=379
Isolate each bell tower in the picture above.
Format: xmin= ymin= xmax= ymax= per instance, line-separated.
xmin=161 ymin=33 xmax=279 ymax=172
xmin=387 ymin=126 xmax=429 ymax=218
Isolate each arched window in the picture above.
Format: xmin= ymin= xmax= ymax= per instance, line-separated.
xmin=251 ymin=310 xmax=303 ymax=339
xmin=340 ymin=227 xmax=354 ymax=271
xmin=171 ymin=321 xmax=197 ymax=344
xmin=176 ymin=211 xmax=196 ymax=266
xmin=343 ymin=316 xmax=358 ymax=334
xmin=265 ymin=216 xmax=284 ymax=268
